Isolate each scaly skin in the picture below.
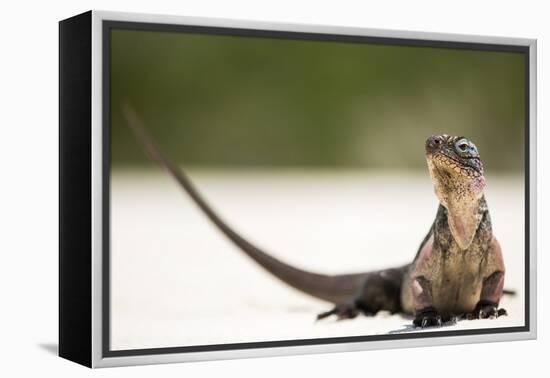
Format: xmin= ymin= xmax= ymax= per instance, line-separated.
xmin=124 ymin=105 xmax=508 ymax=328
xmin=401 ymin=135 xmax=506 ymax=325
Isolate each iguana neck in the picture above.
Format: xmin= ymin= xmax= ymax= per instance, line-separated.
xmin=431 ymin=171 xmax=487 ymax=249
xmin=435 ymin=195 xmax=490 ymax=250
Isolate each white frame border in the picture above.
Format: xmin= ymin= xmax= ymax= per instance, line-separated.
xmin=90 ymin=10 xmax=537 ymax=368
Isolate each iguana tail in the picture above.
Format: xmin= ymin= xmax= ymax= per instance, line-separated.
xmin=122 ymin=104 xmax=367 ymax=304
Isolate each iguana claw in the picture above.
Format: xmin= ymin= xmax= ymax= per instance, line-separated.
xmin=464 ymin=301 xmax=507 ymax=320
xmin=317 ymin=302 xmax=360 ymax=321
xmin=413 ymin=307 xmax=443 ymax=328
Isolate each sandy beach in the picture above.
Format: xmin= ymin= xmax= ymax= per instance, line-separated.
xmin=110 ymin=170 xmax=525 ymax=351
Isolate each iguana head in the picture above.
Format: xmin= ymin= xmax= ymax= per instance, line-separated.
xmin=425 ymin=134 xmax=486 ymax=249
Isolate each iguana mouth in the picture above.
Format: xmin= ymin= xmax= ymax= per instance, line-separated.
xmin=430 ymin=152 xmax=483 ymax=178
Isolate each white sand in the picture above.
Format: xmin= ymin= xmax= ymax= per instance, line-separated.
xmin=110 ymin=170 xmax=525 ymax=350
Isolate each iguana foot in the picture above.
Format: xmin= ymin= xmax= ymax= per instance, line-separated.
xmin=413 ymin=306 xmax=442 ymax=328
xmin=464 ymin=301 xmax=507 ymax=320
xmin=317 ymin=302 xmax=360 ymax=321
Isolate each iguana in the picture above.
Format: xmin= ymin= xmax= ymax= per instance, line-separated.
xmin=123 ymin=105 xmax=509 ymax=328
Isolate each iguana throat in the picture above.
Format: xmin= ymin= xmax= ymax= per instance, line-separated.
xmin=425 ymin=134 xmax=486 ymax=249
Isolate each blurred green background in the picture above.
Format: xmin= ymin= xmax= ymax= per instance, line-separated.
xmin=110 ymin=29 xmax=525 ymax=172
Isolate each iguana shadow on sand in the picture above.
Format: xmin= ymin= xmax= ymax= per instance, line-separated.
xmin=123 ymin=104 xmax=514 ymax=330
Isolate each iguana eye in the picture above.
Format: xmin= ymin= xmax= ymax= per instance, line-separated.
xmin=455 ymin=139 xmax=478 ymax=156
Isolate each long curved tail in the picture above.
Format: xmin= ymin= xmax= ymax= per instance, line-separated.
xmin=122 ymin=104 xmax=367 ymax=304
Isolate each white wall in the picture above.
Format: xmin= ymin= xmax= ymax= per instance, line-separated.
xmin=1 ymin=0 xmax=546 ymax=376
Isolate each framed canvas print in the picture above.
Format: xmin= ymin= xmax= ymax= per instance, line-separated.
xmin=59 ymin=10 xmax=537 ymax=368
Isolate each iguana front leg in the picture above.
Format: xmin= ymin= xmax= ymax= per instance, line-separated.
xmin=465 ymin=237 xmax=507 ymax=319
xmin=409 ymin=235 xmax=443 ymax=328
xmin=411 ymin=276 xmax=442 ymax=327
xmin=465 ymin=271 xmax=507 ymax=319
